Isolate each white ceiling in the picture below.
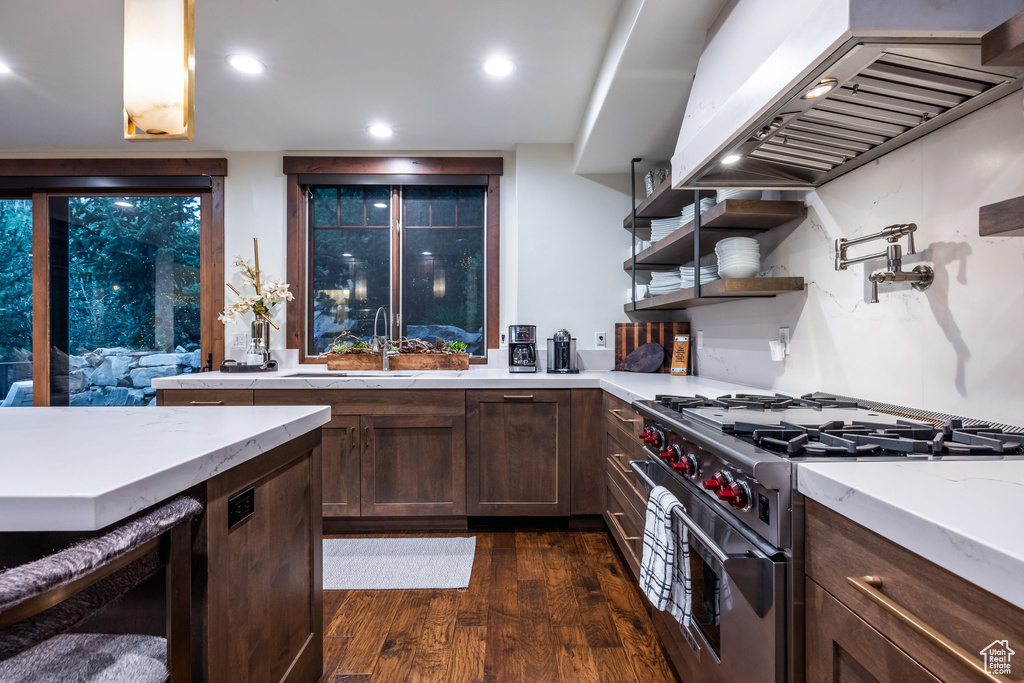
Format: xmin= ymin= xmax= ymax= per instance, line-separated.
xmin=0 ymin=0 xmax=725 ymax=173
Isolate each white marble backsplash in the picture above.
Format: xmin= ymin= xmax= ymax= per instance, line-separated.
xmin=684 ymin=94 xmax=1024 ymax=426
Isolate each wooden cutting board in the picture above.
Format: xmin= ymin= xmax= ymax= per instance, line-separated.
xmin=614 ymin=322 xmax=691 ymax=374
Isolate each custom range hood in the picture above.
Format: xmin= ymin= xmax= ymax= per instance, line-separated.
xmin=671 ymin=0 xmax=1024 ymax=189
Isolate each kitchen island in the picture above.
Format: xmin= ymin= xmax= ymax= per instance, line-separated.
xmin=0 ymin=406 xmax=331 ymax=683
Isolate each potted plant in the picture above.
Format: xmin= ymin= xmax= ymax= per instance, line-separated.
xmin=319 ymin=332 xmax=384 ymax=371
xmin=389 ymin=338 xmax=471 ymax=371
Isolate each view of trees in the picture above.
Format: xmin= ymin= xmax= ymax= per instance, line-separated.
xmin=0 ymin=200 xmax=32 ymax=363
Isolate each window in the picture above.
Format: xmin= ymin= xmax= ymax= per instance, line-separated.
xmin=0 ymin=159 xmax=226 ymax=407
xmin=285 ymin=157 xmax=501 ymax=362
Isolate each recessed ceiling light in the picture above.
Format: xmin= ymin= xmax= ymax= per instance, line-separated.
xmin=721 ymin=154 xmax=742 ymax=165
xmin=342 ymin=253 xmax=353 ymax=257
xmin=422 ymin=251 xmax=432 ymax=256
xmin=368 ymin=123 xmax=393 ymax=138
xmin=114 ymin=200 xmax=133 ymax=207
xmin=0 ymin=62 xmax=10 ymax=74
xmin=802 ymin=77 xmax=837 ymax=99
xmin=227 ymin=54 xmax=266 ymax=74
xmin=373 ymin=202 xmax=387 ymax=208
xmin=483 ymin=55 xmax=515 ymax=77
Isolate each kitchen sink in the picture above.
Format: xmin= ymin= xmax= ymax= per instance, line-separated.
xmin=285 ymin=372 xmax=416 ymax=378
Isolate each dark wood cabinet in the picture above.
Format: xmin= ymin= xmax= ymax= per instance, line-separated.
xmin=360 ymin=414 xmax=466 ymax=517
xmin=570 ymin=389 xmax=604 ymax=515
xmin=156 ymin=388 xmax=254 ymax=406
xmin=465 ymin=390 xmax=570 ymax=515
xmin=321 ymin=418 xmax=360 ymax=517
xmin=806 ymin=579 xmax=940 ymax=682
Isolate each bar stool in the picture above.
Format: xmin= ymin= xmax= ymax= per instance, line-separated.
xmin=0 ymin=496 xmax=202 ymax=682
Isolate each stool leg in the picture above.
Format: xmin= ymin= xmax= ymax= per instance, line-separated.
xmin=166 ymin=522 xmax=192 ymax=682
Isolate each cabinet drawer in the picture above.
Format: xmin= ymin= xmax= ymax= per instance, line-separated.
xmin=603 ymin=392 xmax=643 ymax=449
xmin=605 ymin=453 xmax=647 ymax=517
xmin=254 ymin=389 xmax=464 ymax=416
xmin=158 ymin=389 xmax=254 ymax=406
xmin=806 ymin=499 xmax=1024 ymax=682
xmin=605 ymin=481 xmax=644 ymax=579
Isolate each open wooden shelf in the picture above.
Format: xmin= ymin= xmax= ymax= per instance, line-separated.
xmin=623 ymin=179 xmax=716 ymax=229
xmin=623 ymin=199 xmax=807 ymax=270
xmin=625 ymin=277 xmax=805 ymax=311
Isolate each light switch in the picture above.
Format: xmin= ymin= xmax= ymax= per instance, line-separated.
xmin=696 ymin=330 xmax=704 ymax=350
xmin=230 ymin=333 xmax=248 ymax=349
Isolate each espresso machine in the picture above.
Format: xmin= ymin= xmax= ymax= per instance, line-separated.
xmin=508 ymin=325 xmax=537 ymax=373
xmin=547 ymin=329 xmax=579 ymax=374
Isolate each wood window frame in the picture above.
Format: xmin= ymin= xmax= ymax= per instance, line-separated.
xmin=284 ymin=156 xmax=502 ymax=364
xmin=0 ymin=158 xmax=226 ymax=405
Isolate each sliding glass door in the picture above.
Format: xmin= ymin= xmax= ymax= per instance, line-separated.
xmin=0 ymin=199 xmax=33 ymax=408
xmin=48 ymin=196 xmax=202 ymax=407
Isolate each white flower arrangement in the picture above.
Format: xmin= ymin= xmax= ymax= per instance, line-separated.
xmin=218 ymin=243 xmax=294 ymax=326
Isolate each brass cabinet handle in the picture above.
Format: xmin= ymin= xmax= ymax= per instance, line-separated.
xmin=847 ymin=576 xmax=1014 ymax=683
xmin=503 ymin=395 xmax=534 ymax=401
xmin=608 ymin=409 xmax=639 ymax=424
xmin=350 ymin=427 xmax=356 ymax=449
xmin=610 ymin=453 xmax=632 ymax=474
xmin=189 ymin=400 xmax=223 ymax=405
xmin=608 ymin=512 xmax=640 ymax=541
xmin=363 ymin=426 xmax=369 ymax=451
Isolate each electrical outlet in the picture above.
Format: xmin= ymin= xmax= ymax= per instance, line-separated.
xmin=595 ymin=331 xmax=607 ymax=348
xmin=500 ymin=332 xmax=507 ymax=348
xmin=779 ymin=327 xmax=791 ymax=354
xmin=696 ymin=330 xmax=704 ymax=349
xmin=230 ymin=333 xmax=248 ymax=350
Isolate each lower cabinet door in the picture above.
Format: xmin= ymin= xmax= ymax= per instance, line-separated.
xmin=322 ymin=419 xmax=360 ymax=517
xmin=465 ymin=390 xmax=571 ymax=515
xmin=806 ymin=578 xmax=941 ymax=683
xmin=360 ymin=414 xmax=466 ymax=516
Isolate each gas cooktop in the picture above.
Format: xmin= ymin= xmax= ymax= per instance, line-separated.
xmin=643 ymin=392 xmax=1024 ymax=460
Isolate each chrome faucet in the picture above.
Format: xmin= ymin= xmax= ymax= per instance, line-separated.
xmin=834 ymin=223 xmax=933 ymax=303
xmin=371 ymin=306 xmax=399 ymax=370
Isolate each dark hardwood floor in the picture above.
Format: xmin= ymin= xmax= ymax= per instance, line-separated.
xmin=319 ymin=529 xmax=677 ymax=682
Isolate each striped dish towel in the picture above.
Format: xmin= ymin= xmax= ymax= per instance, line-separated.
xmin=639 ymin=486 xmax=693 ymax=628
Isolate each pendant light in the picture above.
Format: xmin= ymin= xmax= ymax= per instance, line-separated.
xmin=123 ymin=0 xmax=195 ymax=141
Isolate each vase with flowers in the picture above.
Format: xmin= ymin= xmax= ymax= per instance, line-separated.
xmin=218 ymin=238 xmax=293 ymax=365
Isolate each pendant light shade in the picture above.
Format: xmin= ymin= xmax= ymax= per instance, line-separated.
xmin=123 ymin=0 xmax=195 ymax=141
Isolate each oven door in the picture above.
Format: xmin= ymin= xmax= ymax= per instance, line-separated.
xmin=631 ymin=459 xmax=787 ymax=683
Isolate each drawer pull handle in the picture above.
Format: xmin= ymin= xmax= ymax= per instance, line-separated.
xmin=350 ymin=427 xmax=357 ymax=449
xmin=847 ymin=576 xmax=1013 ymax=683
xmin=503 ymin=395 xmax=534 ymax=400
xmin=608 ymin=409 xmax=639 ymax=424
xmin=189 ymin=400 xmax=224 ymax=405
xmin=608 ymin=512 xmax=640 ymax=541
xmin=610 ymin=453 xmax=632 ymax=473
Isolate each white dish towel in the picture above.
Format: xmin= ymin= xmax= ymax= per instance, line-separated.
xmin=639 ymin=485 xmax=693 ymax=628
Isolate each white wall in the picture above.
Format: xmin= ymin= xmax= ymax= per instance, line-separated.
xmin=513 ymin=143 xmax=630 ymax=347
xmin=684 ymin=94 xmax=1024 ymax=425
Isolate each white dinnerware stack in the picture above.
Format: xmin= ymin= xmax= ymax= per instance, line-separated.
xmin=679 ymin=264 xmax=720 ymax=288
xmin=649 ymin=270 xmax=684 ymax=295
xmin=715 ymin=237 xmax=761 ymax=278
xmin=715 ymin=188 xmax=762 ymax=202
xmin=650 ymin=216 xmax=685 ymax=242
xmin=628 ymin=239 xmax=651 ymax=258
xmin=624 ymin=283 xmax=650 ymax=303
xmin=680 ymin=197 xmax=717 ymax=226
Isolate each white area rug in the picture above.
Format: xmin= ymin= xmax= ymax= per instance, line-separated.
xmin=323 ymin=537 xmax=476 ymax=590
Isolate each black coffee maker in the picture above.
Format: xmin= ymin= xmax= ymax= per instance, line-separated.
xmin=508 ymin=325 xmax=537 ymax=373
xmin=547 ymin=329 xmax=579 ymax=374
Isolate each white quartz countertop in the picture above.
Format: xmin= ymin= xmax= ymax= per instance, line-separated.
xmin=798 ymin=461 xmax=1024 ymax=610
xmin=152 ymin=367 xmax=758 ymax=404
xmin=0 ymin=406 xmax=331 ymax=532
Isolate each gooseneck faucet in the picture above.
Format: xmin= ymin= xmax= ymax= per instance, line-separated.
xmin=834 ymin=223 xmax=933 ymax=303
xmin=371 ymin=306 xmax=399 ymax=371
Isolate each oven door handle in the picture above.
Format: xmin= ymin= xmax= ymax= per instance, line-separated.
xmin=629 ymin=460 xmax=775 ymax=617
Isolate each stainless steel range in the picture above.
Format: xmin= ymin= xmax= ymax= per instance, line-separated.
xmin=628 ymin=391 xmax=1024 ymax=683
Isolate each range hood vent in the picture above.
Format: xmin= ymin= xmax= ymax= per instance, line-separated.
xmin=672 ymin=1 xmax=1024 ymax=189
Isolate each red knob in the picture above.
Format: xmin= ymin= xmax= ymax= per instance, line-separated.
xmin=658 ymin=444 xmax=679 ymax=461
xmin=672 ymin=453 xmax=698 ymax=477
xmin=716 ymin=481 xmax=749 ymax=510
xmin=701 ymin=471 xmax=730 ymax=492
xmin=638 ymin=427 xmax=650 ymax=440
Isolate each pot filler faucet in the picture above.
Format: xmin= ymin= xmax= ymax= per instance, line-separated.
xmin=371 ymin=306 xmax=399 ymax=370
xmin=834 ymin=223 xmax=934 ymax=303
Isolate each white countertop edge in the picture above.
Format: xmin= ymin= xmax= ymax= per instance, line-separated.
xmin=1 ymin=406 xmax=331 ymax=532
xmin=798 ymin=462 xmax=1024 ymax=611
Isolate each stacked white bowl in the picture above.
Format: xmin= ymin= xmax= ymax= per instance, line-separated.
xmin=715 ymin=237 xmax=761 ymax=278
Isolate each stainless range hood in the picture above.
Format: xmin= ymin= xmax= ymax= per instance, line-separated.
xmin=671 ymin=0 xmax=1024 ymax=189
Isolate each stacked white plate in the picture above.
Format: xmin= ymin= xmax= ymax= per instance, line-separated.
xmin=624 ymin=284 xmax=650 ymax=303
xmin=680 ymin=265 xmax=720 ymax=288
xmin=650 ymin=216 xmax=685 ymax=241
xmin=649 ymin=270 xmax=683 ymax=295
xmin=680 ymin=197 xmax=717 ymax=225
xmin=715 ymin=236 xmax=761 ymax=278
xmin=716 ymin=188 xmax=762 ymax=202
